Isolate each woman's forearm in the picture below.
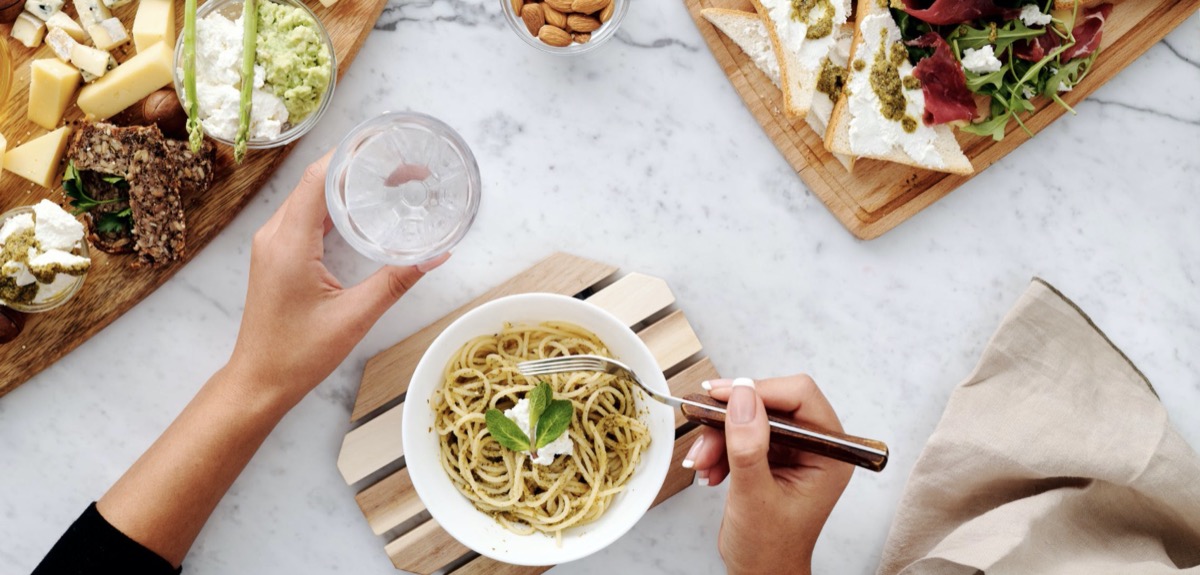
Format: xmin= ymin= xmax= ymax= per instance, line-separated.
xmin=96 ymin=364 xmax=295 ymax=567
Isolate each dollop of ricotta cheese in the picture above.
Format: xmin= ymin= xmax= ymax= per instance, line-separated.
xmin=504 ymin=397 xmax=573 ymax=466
xmin=847 ymin=12 xmax=945 ymax=169
xmin=1020 ymin=4 xmax=1053 ymax=27
xmin=961 ymin=45 xmax=1003 ymax=74
xmin=188 ymin=11 xmax=289 ymax=141
xmin=764 ymin=0 xmax=850 ymax=85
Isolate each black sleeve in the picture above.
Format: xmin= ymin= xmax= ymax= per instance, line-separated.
xmin=33 ymin=502 xmax=181 ymax=575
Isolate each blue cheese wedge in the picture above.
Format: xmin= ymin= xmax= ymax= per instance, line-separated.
xmin=25 ymin=0 xmax=64 ymax=21
xmin=86 ymin=17 xmax=128 ymax=50
xmin=72 ymin=0 xmax=111 ymax=27
xmin=70 ymin=43 xmax=116 ymax=81
xmin=46 ymin=27 xmax=79 ymax=62
xmin=11 ymin=12 xmax=47 ymax=48
xmin=45 ymin=11 xmax=86 ymax=42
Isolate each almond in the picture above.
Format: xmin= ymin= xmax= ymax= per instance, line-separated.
xmin=598 ymin=1 xmax=615 ymax=23
xmin=542 ymin=4 xmax=567 ymax=29
xmin=566 ymin=14 xmax=600 ymax=32
xmin=510 ymin=0 xmax=523 ymax=15
xmin=571 ymin=0 xmax=608 ymax=14
xmin=538 ymin=24 xmax=572 ymax=47
xmin=572 ymin=32 xmax=591 ymax=44
xmin=543 ymin=0 xmax=574 ymax=12
xmin=521 ymin=3 xmax=544 ymax=36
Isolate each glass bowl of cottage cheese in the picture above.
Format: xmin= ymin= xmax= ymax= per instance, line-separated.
xmin=0 ymin=202 xmax=91 ymax=313
xmin=172 ymin=0 xmax=337 ymax=151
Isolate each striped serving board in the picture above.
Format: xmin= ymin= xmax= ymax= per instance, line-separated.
xmin=336 ymin=252 xmax=720 ymax=573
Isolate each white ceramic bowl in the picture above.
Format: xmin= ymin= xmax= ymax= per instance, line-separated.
xmin=402 ymin=293 xmax=675 ymax=566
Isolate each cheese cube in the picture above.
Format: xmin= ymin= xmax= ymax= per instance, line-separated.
xmin=86 ymin=17 xmax=128 ymax=50
xmin=28 ymin=59 xmax=81 ymax=130
xmin=45 ymin=12 xmax=86 ymax=42
xmin=0 ymin=133 xmax=7 ymax=181
xmin=46 ymin=27 xmax=78 ymax=62
xmin=3 ymin=127 xmax=73 ymax=189
xmin=24 ymin=0 xmax=64 ymax=20
xmin=77 ymin=41 xmax=174 ymax=120
xmin=11 ymin=12 xmax=46 ymax=48
xmin=132 ymin=0 xmax=174 ymax=52
xmin=70 ymin=43 xmax=115 ymax=79
xmin=102 ymin=0 xmax=132 ymax=7
xmin=72 ymin=0 xmax=110 ymax=26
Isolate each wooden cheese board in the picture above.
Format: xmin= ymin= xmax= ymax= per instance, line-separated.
xmin=337 ymin=252 xmax=718 ymax=573
xmin=0 ymin=0 xmax=387 ymax=398
xmin=685 ymin=0 xmax=1197 ymax=239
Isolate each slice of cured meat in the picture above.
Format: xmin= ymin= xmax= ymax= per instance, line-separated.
xmin=901 ymin=0 xmax=1012 ymax=26
xmin=1061 ymin=4 xmax=1112 ymax=60
xmin=1015 ymin=29 xmax=1061 ymax=62
xmin=909 ymin=33 xmax=978 ymax=125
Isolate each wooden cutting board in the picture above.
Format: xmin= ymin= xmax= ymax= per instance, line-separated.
xmin=685 ymin=0 xmax=1197 ymax=239
xmin=0 ymin=0 xmax=386 ymax=398
xmin=337 ymin=252 xmax=718 ymax=573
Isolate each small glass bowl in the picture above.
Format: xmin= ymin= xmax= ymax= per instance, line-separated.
xmin=172 ymin=0 xmax=337 ymax=150
xmin=326 ymin=112 xmax=481 ymax=267
xmin=501 ymin=0 xmax=629 ymax=55
xmin=0 ymin=206 xmax=90 ymax=313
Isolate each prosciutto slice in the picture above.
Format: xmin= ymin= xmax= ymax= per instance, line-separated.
xmin=901 ymin=0 xmax=1011 ymax=26
xmin=1016 ymin=4 xmax=1113 ymax=62
xmin=909 ymin=33 xmax=978 ymax=125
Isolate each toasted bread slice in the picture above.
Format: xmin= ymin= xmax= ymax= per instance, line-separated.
xmin=703 ymin=8 xmax=856 ymax=171
xmin=826 ymin=0 xmax=972 ymax=175
xmin=749 ymin=0 xmax=851 ymax=121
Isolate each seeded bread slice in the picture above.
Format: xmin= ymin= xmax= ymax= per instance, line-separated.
xmin=702 ymin=8 xmax=855 ymax=171
xmin=126 ymin=142 xmax=187 ymax=267
xmin=825 ymin=0 xmax=973 ymax=175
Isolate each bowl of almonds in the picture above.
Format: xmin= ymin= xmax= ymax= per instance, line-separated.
xmin=503 ymin=0 xmax=626 ymax=54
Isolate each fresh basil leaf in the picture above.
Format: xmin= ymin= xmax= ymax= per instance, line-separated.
xmin=485 ymin=408 xmax=530 ymax=453
xmin=528 ymin=382 xmax=552 ymax=435
xmin=534 ymin=399 xmax=573 ymax=450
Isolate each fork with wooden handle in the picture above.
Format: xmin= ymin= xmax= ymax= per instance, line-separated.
xmin=516 ymin=355 xmax=889 ymax=472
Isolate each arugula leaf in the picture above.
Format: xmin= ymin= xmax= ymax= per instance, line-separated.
xmin=527 ymin=382 xmax=552 ymax=435
xmin=61 ymin=161 xmax=134 ymax=234
xmin=485 ymin=408 xmax=530 ymax=453
xmin=534 ymin=400 xmax=573 ymax=450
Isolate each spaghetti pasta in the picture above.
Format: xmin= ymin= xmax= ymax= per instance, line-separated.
xmin=433 ymin=322 xmax=652 ymax=542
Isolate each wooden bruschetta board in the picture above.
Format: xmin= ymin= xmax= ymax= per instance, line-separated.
xmin=0 ymin=0 xmax=386 ymax=398
xmin=337 ymin=252 xmax=718 ymax=573
xmin=685 ymin=0 xmax=1197 ymax=239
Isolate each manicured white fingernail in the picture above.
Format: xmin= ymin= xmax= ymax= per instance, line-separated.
xmin=701 ymin=380 xmax=712 ymax=391
xmin=732 ymin=378 xmax=755 ymax=389
xmin=696 ymin=470 xmax=709 ymax=486
xmin=682 ymin=435 xmax=704 ymax=469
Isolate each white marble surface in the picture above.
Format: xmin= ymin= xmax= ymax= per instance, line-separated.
xmin=3 ymin=3 xmax=1199 ymax=574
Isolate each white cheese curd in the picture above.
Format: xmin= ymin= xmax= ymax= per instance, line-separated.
xmin=1020 ymin=4 xmax=1053 ymax=27
xmin=0 ymin=213 xmax=35 ymax=244
xmin=32 ymin=199 xmax=84 ymax=251
xmin=736 ymin=17 xmax=780 ymax=86
xmin=187 ymin=11 xmax=289 ymax=141
xmin=961 ymin=45 xmax=1003 ymax=74
xmin=765 ymin=0 xmax=851 ymax=83
xmin=1 ymin=261 xmax=36 ymax=287
xmin=504 ymin=397 xmax=573 ymax=466
xmin=28 ymin=248 xmax=90 ymax=270
xmin=848 ymin=12 xmax=946 ymax=169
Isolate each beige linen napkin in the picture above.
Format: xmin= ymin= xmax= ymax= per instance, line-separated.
xmin=878 ymin=279 xmax=1200 ymax=575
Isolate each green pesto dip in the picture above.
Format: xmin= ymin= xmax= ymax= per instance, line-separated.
xmin=0 ymin=228 xmax=38 ymax=305
xmin=256 ymin=1 xmax=332 ymax=123
xmin=868 ymin=29 xmax=908 ymax=122
xmin=816 ymin=57 xmax=847 ymax=101
xmin=790 ymin=0 xmax=835 ymax=39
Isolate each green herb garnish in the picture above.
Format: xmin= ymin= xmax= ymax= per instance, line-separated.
xmin=485 ymin=382 xmax=575 ymax=458
xmin=234 ymin=0 xmax=257 ymax=163
xmin=183 ymin=0 xmax=202 ymax=153
xmin=62 ymin=161 xmax=133 ymax=235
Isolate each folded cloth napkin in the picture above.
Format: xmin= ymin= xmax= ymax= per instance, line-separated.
xmin=878 ymin=279 xmax=1200 ymax=575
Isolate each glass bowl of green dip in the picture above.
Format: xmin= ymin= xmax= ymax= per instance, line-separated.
xmin=0 ymin=206 xmax=90 ymax=314
xmin=172 ymin=0 xmax=337 ymax=151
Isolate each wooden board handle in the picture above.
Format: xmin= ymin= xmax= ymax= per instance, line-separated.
xmin=679 ymin=393 xmax=889 ymax=472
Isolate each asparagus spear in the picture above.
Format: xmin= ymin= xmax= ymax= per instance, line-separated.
xmin=183 ymin=0 xmax=202 ymax=153
xmin=234 ymin=0 xmax=257 ymax=163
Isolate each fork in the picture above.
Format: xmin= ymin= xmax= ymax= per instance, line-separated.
xmin=516 ymin=355 xmax=889 ymax=472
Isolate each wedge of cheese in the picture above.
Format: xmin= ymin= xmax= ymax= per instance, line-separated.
xmin=750 ymin=0 xmax=850 ymax=120
xmin=4 ymin=127 xmax=73 ymax=188
xmin=132 ymin=0 xmax=175 ymax=52
xmin=28 ymin=58 xmax=81 ymax=130
xmin=71 ymin=43 xmax=117 ymax=81
xmin=702 ymin=8 xmax=855 ymax=171
xmin=45 ymin=11 xmax=86 ymax=42
xmin=87 ymin=17 xmax=128 ymax=50
xmin=11 ymin=12 xmax=47 ymax=48
xmin=825 ymin=0 xmax=972 ymax=175
xmin=76 ymin=41 xmax=174 ymax=119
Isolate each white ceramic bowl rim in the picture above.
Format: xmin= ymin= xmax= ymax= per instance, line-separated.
xmin=401 ymin=293 xmax=675 ymax=566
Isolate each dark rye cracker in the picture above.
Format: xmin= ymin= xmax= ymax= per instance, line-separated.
xmin=127 ymin=142 xmax=188 ymax=267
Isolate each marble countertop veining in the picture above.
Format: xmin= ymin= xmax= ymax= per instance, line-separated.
xmin=2 ymin=2 xmax=1198 ymax=574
